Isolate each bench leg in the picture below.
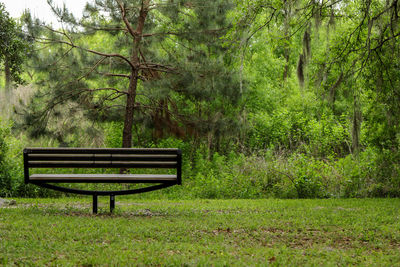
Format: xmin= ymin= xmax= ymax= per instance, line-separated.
xmin=93 ymin=195 xmax=98 ymax=214
xmin=110 ymin=195 xmax=115 ymax=213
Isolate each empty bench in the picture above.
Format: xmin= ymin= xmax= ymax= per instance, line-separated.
xmin=23 ymin=148 xmax=182 ymax=213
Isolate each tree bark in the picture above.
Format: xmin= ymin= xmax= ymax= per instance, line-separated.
xmin=121 ymin=0 xmax=150 ymax=148
xmin=122 ymin=71 xmax=139 ymax=148
xmin=352 ymin=94 xmax=362 ymax=156
xmin=282 ymin=0 xmax=291 ymax=82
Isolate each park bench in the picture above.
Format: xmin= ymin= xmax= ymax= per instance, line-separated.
xmin=23 ymin=147 xmax=182 ymax=213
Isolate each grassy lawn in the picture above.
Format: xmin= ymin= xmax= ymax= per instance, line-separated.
xmin=1 ymin=198 xmax=399 ymax=266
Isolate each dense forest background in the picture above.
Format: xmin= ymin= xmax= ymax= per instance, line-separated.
xmin=1 ymin=0 xmax=399 ymax=199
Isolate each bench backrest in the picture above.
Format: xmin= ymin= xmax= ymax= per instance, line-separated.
xmin=24 ymin=148 xmax=182 ymax=183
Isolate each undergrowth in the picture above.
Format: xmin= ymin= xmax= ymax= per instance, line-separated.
xmin=1 ymin=118 xmax=400 ymax=198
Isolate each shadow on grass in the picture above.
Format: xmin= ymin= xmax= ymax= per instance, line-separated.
xmin=17 ymin=203 xmax=172 ymax=218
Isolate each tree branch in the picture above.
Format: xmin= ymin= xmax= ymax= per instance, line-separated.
xmin=116 ymin=0 xmax=137 ymax=38
xmin=96 ymin=72 xmax=131 ymax=79
xmin=77 ymin=57 xmax=107 ymax=82
xmin=37 ymin=36 xmax=134 ymax=69
xmin=80 ymin=87 xmax=128 ymax=95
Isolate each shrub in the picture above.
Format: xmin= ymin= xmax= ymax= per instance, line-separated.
xmin=0 ymin=119 xmax=13 ymax=197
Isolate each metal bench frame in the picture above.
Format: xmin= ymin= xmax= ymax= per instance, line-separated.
xmin=23 ymin=148 xmax=182 ymax=213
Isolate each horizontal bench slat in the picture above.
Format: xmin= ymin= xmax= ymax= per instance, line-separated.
xmin=29 ymin=154 xmax=94 ymax=158
xmin=27 ymin=154 xmax=177 ymax=161
xmin=29 ymin=173 xmax=177 ymax=182
xmin=27 ymin=161 xmax=177 ymax=168
xmin=25 ymin=148 xmax=179 ymax=154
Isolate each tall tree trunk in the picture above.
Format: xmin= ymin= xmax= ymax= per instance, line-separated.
xmin=122 ymin=71 xmax=139 ymax=148
xmin=4 ymin=58 xmax=11 ymax=91
xmin=352 ymin=94 xmax=362 ymax=156
xmin=282 ymin=0 xmax=291 ymax=81
xmin=121 ymin=0 xmax=150 ymax=148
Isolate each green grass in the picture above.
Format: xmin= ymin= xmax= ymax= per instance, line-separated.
xmin=1 ymin=198 xmax=400 ymax=266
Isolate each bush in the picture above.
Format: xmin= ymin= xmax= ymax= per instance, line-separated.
xmin=337 ymin=148 xmax=400 ymax=197
xmin=248 ymin=104 xmax=349 ymax=158
xmin=0 ymin=119 xmax=13 ymax=197
xmin=293 ymin=175 xmax=323 ymax=198
xmin=0 ymin=119 xmax=60 ymax=197
xmin=6 ymin=117 xmax=400 ymax=199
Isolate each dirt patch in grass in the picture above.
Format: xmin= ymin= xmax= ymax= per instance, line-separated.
xmin=0 ymin=199 xmax=17 ymax=208
xmin=196 ymin=226 xmax=398 ymax=250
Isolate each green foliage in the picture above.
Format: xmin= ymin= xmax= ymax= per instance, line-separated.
xmin=0 ymin=119 xmax=35 ymax=197
xmin=0 ymin=119 xmax=12 ymax=196
xmin=248 ymin=91 xmax=350 ymax=158
xmin=20 ymin=0 xmax=244 ymax=150
xmin=0 ymin=119 xmax=63 ymax=197
xmin=5 ymin=0 xmax=400 ymax=200
xmin=337 ymin=148 xmax=400 ymax=198
xmin=103 ymin=121 xmax=124 ymax=148
xmin=293 ymin=175 xmax=322 ymax=199
xmin=2 ymin=126 xmax=400 ymax=199
xmin=0 ymin=3 xmax=29 ymax=87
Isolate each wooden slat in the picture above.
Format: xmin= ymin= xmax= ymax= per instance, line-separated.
xmin=25 ymin=148 xmax=179 ymax=154
xmin=28 ymin=161 xmax=177 ymax=165
xmin=29 ymin=174 xmax=177 ymax=181
xmin=111 ymin=154 xmax=177 ymax=159
xmin=111 ymin=154 xmax=177 ymax=158
xmin=27 ymin=154 xmax=177 ymax=161
xmin=27 ymin=161 xmax=177 ymax=168
xmin=28 ymin=154 xmax=94 ymax=158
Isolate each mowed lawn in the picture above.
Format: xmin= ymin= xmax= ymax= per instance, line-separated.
xmin=1 ymin=198 xmax=399 ymax=266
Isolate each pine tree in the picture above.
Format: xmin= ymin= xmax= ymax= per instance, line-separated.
xmin=22 ymin=0 xmax=242 ymax=149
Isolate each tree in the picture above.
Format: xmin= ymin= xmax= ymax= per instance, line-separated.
xmin=0 ymin=3 xmax=27 ymax=90
xmin=227 ymin=0 xmax=400 ymax=155
xmin=22 ymin=0 xmax=242 ymax=150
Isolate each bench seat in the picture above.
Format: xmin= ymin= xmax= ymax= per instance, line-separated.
xmin=29 ymin=173 xmax=177 ymax=181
